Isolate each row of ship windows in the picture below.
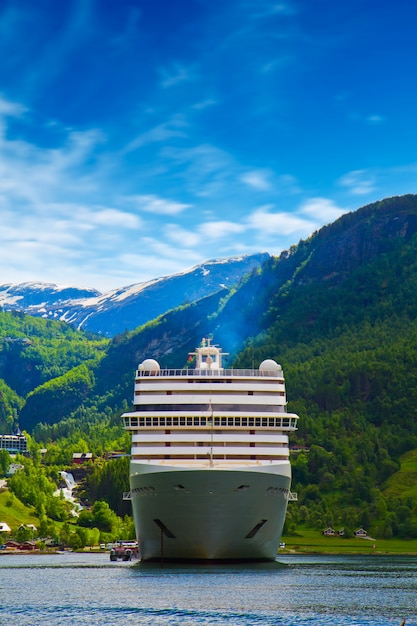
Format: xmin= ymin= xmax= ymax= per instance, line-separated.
xmin=130 ymin=453 xmax=289 ymax=461
xmin=124 ymin=416 xmax=297 ymax=428
xmin=133 ymin=404 xmax=286 ymax=412
xmin=134 ymin=390 xmax=286 ymax=396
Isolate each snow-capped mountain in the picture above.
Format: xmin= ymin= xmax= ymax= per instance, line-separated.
xmin=0 ymin=253 xmax=269 ymax=336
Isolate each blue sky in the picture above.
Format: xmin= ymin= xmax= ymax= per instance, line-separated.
xmin=1 ymin=0 xmax=416 ymax=292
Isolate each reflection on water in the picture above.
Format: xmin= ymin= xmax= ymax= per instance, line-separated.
xmin=0 ymin=553 xmax=415 ymax=625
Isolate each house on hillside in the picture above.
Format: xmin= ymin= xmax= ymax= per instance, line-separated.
xmin=354 ymin=527 xmax=368 ymax=538
xmin=7 ymin=463 xmax=24 ymax=476
xmin=0 ymin=522 xmax=11 ymax=533
xmin=72 ymin=452 xmax=93 ymax=465
xmin=322 ymin=527 xmax=335 ymax=536
xmin=18 ymin=524 xmax=37 ymax=533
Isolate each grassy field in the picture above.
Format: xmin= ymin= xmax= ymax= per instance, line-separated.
xmin=0 ymin=489 xmax=40 ymax=531
xmin=281 ymin=528 xmax=417 ymax=555
xmin=384 ymin=449 xmax=417 ymax=500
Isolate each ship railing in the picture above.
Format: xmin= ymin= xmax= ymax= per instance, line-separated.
xmin=138 ymin=368 xmax=283 ymax=378
xmin=123 ymin=492 xmax=132 ymax=500
xmin=123 ymin=414 xmax=299 ymax=430
xmin=288 ymin=491 xmax=298 ymax=501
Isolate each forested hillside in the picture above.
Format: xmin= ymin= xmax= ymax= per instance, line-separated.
xmin=232 ymin=195 xmax=417 ymax=537
xmin=2 ymin=194 xmax=417 ymax=539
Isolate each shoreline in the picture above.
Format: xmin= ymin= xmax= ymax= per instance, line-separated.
xmin=2 ymin=547 xmax=417 ymax=557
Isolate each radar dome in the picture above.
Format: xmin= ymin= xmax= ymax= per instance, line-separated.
xmin=259 ymin=359 xmax=281 ymax=372
xmin=139 ymin=358 xmax=160 ymax=372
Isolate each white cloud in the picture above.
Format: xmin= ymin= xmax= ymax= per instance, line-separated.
xmin=240 ymin=169 xmax=272 ymax=191
xmin=124 ymin=116 xmax=187 ymax=151
xmin=298 ymin=197 xmax=346 ymax=222
xmin=165 ymin=224 xmax=201 ymax=248
xmin=246 ymin=204 xmax=316 ymax=234
xmin=199 ymin=220 xmax=246 ymax=239
xmin=84 ymin=207 xmax=141 ymax=228
xmin=338 ymin=170 xmax=376 ymax=196
xmin=127 ymin=194 xmax=191 ymax=216
xmin=0 ymin=94 xmax=27 ymax=117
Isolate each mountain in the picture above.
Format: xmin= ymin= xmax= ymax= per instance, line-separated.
xmin=3 ymin=194 xmax=417 ymax=538
xmin=0 ymin=253 xmax=269 ymax=337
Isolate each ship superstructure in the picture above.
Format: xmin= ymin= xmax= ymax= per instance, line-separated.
xmin=122 ymin=338 xmax=299 ymax=561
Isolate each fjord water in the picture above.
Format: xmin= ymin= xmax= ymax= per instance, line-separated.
xmin=0 ymin=553 xmax=415 ymax=625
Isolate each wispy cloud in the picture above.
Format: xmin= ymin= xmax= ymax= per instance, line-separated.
xmin=338 ymin=170 xmax=377 ymax=196
xmin=124 ymin=116 xmax=188 ymax=152
xmin=159 ymin=62 xmax=196 ymax=88
xmin=199 ymin=220 xmax=246 ymax=239
xmin=366 ymin=114 xmax=385 ymax=125
xmin=240 ymin=169 xmax=272 ymax=191
xmin=164 ymin=224 xmax=201 ymax=248
xmin=298 ymin=197 xmax=346 ymax=222
xmin=162 ymin=144 xmax=235 ymax=197
xmin=126 ymin=194 xmax=191 ymax=216
xmin=246 ymin=204 xmax=316 ymax=235
xmin=0 ymin=94 xmax=27 ymax=117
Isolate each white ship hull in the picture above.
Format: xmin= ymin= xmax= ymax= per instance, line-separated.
xmin=130 ymin=460 xmax=291 ymax=561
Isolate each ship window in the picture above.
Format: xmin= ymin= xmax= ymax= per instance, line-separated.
xmin=235 ymin=485 xmax=250 ymax=491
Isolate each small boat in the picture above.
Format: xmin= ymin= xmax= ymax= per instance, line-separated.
xmin=109 ymin=541 xmax=138 ymax=561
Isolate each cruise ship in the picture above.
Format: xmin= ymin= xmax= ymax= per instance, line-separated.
xmin=122 ymin=339 xmax=299 ymax=561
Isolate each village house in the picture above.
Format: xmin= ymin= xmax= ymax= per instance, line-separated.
xmin=0 ymin=522 xmax=11 ymax=533
xmin=72 ymin=452 xmax=93 ymax=465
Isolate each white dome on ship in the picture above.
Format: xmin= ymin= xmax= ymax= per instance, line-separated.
xmin=259 ymin=359 xmax=280 ymax=372
xmin=139 ymin=358 xmax=160 ymax=372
